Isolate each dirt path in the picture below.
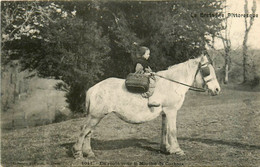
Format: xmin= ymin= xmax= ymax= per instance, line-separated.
xmin=1 ymin=86 xmax=260 ymax=166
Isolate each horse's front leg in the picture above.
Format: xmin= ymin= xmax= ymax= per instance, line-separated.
xmin=164 ymin=108 xmax=185 ymax=156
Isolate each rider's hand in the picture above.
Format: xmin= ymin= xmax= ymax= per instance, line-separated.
xmin=145 ymin=66 xmax=152 ymax=73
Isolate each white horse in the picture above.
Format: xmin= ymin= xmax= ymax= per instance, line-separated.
xmin=72 ymin=55 xmax=220 ymax=159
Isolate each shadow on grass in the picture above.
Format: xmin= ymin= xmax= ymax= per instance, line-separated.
xmin=60 ymin=138 xmax=163 ymax=157
xmin=61 ymin=137 xmax=260 ymax=158
xmin=179 ymin=137 xmax=260 ymax=150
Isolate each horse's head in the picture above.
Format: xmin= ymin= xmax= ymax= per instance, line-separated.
xmin=195 ymin=55 xmax=221 ymax=96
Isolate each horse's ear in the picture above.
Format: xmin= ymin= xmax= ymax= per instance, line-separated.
xmin=200 ymin=54 xmax=209 ymax=64
xmin=194 ymin=55 xmax=203 ymax=64
xmin=199 ymin=55 xmax=204 ymax=61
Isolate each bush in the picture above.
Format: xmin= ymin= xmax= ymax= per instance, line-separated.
xmin=53 ymin=110 xmax=70 ymax=123
xmin=250 ymin=76 xmax=260 ymax=88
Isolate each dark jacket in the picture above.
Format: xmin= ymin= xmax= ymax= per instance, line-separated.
xmin=133 ymin=58 xmax=151 ymax=73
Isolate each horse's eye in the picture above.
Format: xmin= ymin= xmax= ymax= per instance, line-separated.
xmin=201 ymin=67 xmax=210 ymax=77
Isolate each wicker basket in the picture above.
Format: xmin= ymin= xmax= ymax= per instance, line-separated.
xmin=125 ymin=73 xmax=150 ymax=93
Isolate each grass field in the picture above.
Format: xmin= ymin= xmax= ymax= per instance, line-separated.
xmin=1 ymin=85 xmax=260 ymax=166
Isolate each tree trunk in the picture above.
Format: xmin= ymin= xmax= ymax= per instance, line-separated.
xmin=224 ymin=63 xmax=229 ymax=84
xmin=224 ymin=47 xmax=231 ymax=84
xmin=243 ymin=30 xmax=249 ymax=83
xmin=242 ymin=0 xmax=256 ymax=83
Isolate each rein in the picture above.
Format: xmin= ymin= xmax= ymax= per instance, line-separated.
xmin=152 ymin=73 xmax=207 ymax=92
xmin=151 ymin=61 xmax=211 ymax=92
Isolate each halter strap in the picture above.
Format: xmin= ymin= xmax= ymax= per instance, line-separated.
xmin=201 ymin=62 xmax=210 ymax=68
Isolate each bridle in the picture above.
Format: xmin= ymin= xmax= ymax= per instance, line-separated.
xmin=151 ymin=60 xmax=214 ymax=92
xmin=195 ymin=61 xmax=217 ymax=87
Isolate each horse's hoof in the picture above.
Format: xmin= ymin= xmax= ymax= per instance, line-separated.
xmin=72 ymin=147 xmax=83 ymax=159
xmin=88 ymin=151 xmax=96 ymax=158
xmin=83 ymin=151 xmax=95 ymax=159
xmin=167 ymin=148 xmax=185 ymax=156
xmin=175 ymin=150 xmax=185 ymax=156
xmin=74 ymin=153 xmax=84 ymax=160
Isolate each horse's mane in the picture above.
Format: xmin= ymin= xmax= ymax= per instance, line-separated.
xmin=167 ymin=58 xmax=196 ymax=70
xmin=159 ymin=57 xmax=200 ymax=82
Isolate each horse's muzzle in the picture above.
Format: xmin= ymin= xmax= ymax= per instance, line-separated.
xmin=209 ymin=87 xmax=220 ymax=96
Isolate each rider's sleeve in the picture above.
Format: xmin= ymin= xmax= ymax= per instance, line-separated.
xmin=135 ymin=63 xmax=144 ymax=74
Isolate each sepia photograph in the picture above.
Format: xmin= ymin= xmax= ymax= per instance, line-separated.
xmin=1 ymin=0 xmax=260 ymax=166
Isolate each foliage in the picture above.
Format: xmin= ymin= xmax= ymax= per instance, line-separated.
xmin=1 ymin=2 xmax=71 ymax=45
xmin=97 ymin=1 xmax=224 ymax=72
xmin=1 ymin=2 xmax=74 ymax=64
xmin=19 ymin=17 xmax=110 ymax=112
xmin=209 ymin=48 xmax=260 ymax=86
xmin=2 ymin=1 xmax=224 ymax=113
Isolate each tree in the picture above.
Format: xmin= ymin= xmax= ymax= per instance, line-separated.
xmin=1 ymin=2 xmax=74 ymax=63
xmin=17 ymin=17 xmax=110 ymax=112
xmin=94 ymin=1 xmax=224 ymax=72
xmin=243 ymin=0 xmax=256 ymax=83
xmin=219 ymin=0 xmax=232 ymax=84
xmin=2 ymin=1 xmax=225 ymax=113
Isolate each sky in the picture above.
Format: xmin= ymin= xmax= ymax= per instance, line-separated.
xmin=214 ymin=0 xmax=260 ymax=49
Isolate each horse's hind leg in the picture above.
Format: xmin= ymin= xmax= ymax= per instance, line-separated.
xmin=82 ymin=117 xmax=101 ymax=158
xmin=82 ymin=132 xmax=95 ymax=158
xmin=72 ymin=115 xmax=101 ymax=159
